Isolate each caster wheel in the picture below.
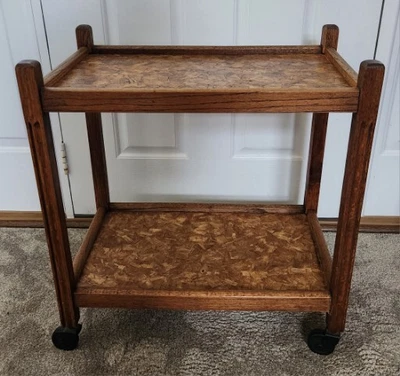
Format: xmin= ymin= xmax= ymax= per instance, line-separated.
xmin=52 ymin=324 xmax=82 ymax=351
xmin=307 ymin=329 xmax=340 ymax=355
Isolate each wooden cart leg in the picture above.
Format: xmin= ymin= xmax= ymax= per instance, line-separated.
xmin=306 ymin=26 xmax=385 ymax=356
xmin=75 ymin=24 xmax=110 ymax=210
xmin=85 ymin=112 xmax=110 ymax=210
xmin=304 ymin=25 xmax=338 ymax=213
xmin=304 ymin=112 xmax=329 ymax=213
xmin=16 ymin=61 xmax=81 ymax=350
xmin=307 ymin=61 xmax=384 ymax=355
xmin=327 ymin=60 xmax=385 ymax=335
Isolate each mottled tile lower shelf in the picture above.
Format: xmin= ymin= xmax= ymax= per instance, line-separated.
xmin=74 ymin=210 xmax=331 ymax=312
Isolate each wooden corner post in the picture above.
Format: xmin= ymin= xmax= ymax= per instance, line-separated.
xmin=304 ymin=25 xmax=339 ymax=213
xmin=76 ymin=24 xmax=94 ymax=51
xmin=327 ymin=60 xmax=385 ymax=334
xmin=76 ymin=25 xmax=110 ymax=210
xmin=15 ymin=61 xmax=79 ymax=329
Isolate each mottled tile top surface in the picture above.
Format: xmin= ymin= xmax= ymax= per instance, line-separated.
xmin=55 ymin=54 xmax=350 ymax=91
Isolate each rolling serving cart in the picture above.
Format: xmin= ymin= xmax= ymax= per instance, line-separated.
xmin=16 ymin=24 xmax=384 ymax=354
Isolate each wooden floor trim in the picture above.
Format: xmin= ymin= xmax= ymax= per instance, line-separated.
xmin=0 ymin=211 xmax=91 ymax=228
xmin=0 ymin=211 xmax=399 ymax=233
xmin=320 ymin=216 xmax=400 ymax=233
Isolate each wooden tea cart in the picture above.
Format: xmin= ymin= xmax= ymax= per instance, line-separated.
xmin=16 ymin=24 xmax=384 ymax=354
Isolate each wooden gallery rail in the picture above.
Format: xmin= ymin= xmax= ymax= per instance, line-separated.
xmin=15 ymin=24 xmax=384 ymax=355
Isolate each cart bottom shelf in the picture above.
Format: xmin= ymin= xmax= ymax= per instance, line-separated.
xmin=74 ymin=207 xmax=331 ymax=312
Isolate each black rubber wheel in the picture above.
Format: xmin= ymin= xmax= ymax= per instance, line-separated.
xmin=52 ymin=324 xmax=82 ymax=351
xmin=307 ymin=329 xmax=340 ymax=355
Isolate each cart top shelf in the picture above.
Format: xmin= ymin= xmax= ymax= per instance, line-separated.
xmin=41 ymin=45 xmax=359 ymax=113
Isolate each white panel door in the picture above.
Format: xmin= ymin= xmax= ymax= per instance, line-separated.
xmin=0 ymin=0 xmax=73 ymax=214
xmin=41 ymin=0 xmax=383 ymax=216
xmin=0 ymin=2 xmax=37 ymax=210
xmin=364 ymin=0 xmax=400 ymax=216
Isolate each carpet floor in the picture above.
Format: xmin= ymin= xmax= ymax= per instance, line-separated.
xmin=0 ymin=228 xmax=399 ymax=376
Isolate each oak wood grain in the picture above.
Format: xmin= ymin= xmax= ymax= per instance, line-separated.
xmin=42 ymin=40 xmax=359 ymax=113
xmin=76 ymin=24 xmax=110 ymax=211
xmin=85 ymin=113 xmax=110 ymax=209
xmin=327 ymin=60 xmax=385 ymax=334
xmin=75 ymin=289 xmax=331 ymax=312
xmin=304 ymin=25 xmax=339 ymax=213
xmin=73 ymin=207 xmax=106 ymax=282
xmin=41 ymin=25 xmax=358 ymax=115
xmin=304 ymin=113 xmax=329 ymax=211
xmin=308 ymin=211 xmax=332 ymax=288
xmin=76 ymin=24 xmax=93 ymax=51
xmin=109 ymin=202 xmax=304 ymax=214
xmin=92 ymin=45 xmax=322 ymax=55
xmin=15 ymin=60 xmax=79 ymax=328
xmin=325 ymin=48 xmax=358 ymax=87
xmin=42 ymin=88 xmax=359 ymax=113
xmin=43 ymin=47 xmax=88 ymax=87
xmin=321 ymin=24 xmax=339 ymax=53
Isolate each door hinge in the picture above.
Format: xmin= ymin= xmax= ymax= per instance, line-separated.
xmin=61 ymin=142 xmax=69 ymax=175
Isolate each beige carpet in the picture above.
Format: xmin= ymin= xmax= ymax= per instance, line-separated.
xmin=0 ymin=228 xmax=399 ymax=375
